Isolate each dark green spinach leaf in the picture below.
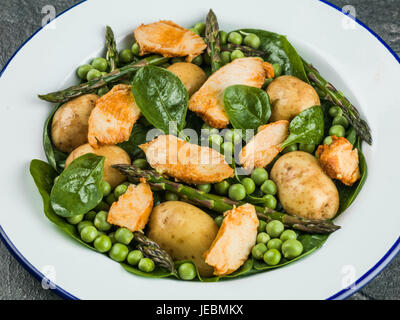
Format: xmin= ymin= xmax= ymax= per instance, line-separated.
xmin=131 ymin=66 xmax=188 ymax=134
xmin=280 ymin=106 xmax=324 ymax=149
xmin=50 ymin=154 xmax=105 ymax=217
xmin=118 ymin=122 xmax=149 ymax=159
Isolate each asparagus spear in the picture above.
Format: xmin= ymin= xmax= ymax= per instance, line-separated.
xmin=38 ymin=55 xmax=168 ymax=103
xmin=113 ymin=164 xmax=340 ymax=234
xmin=205 ymin=9 xmax=222 ymax=73
xmin=105 ymin=26 xmax=119 ymax=71
xmin=302 ymin=59 xmax=372 ymax=145
xmin=133 ymin=231 xmax=176 ymax=274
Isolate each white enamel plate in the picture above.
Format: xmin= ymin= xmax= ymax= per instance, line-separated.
xmin=0 ymin=0 xmax=399 ymax=300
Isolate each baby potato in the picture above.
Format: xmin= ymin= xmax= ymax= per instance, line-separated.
xmin=167 ymin=62 xmax=207 ymax=96
xmin=65 ymin=143 xmax=131 ymax=188
xmin=267 ymin=75 xmax=320 ymax=121
xmin=147 ymin=201 xmax=218 ymax=277
xmin=51 ymin=94 xmax=98 ymax=153
xmin=270 ymin=151 xmax=339 ymax=220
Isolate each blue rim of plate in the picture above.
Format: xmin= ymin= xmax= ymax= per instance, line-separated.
xmin=0 ymin=0 xmax=399 ymax=301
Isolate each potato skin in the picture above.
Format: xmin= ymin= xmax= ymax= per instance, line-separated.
xmin=270 ymin=151 xmax=339 ymax=220
xmin=52 ymin=94 xmax=98 ymax=153
xmin=65 ymin=143 xmax=131 ymax=188
xmin=267 ymin=75 xmax=320 ymax=121
xmin=167 ymin=62 xmax=207 ymax=96
xmin=147 ymin=201 xmax=218 ymax=277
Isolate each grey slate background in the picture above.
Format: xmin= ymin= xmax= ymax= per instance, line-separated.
xmin=0 ymin=0 xmax=399 ymax=300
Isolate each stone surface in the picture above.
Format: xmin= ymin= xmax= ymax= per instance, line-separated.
xmin=0 ymin=0 xmax=399 ymax=300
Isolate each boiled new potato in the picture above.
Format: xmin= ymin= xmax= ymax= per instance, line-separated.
xmin=167 ymin=62 xmax=207 ymax=96
xmin=51 ymin=94 xmax=98 ymax=153
xmin=270 ymin=151 xmax=339 ymax=220
xmin=65 ymin=143 xmax=130 ymax=188
xmin=267 ymin=75 xmax=320 ymax=121
xmin=147 ymin=201 xmax=218 ymax=277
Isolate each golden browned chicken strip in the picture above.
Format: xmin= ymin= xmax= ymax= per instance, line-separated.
xmin=189 ymin=57 xmax=274 ymax=128
xmin=204 ymin=203 xmax=258 ymax=276
xmin=88 ymin=84 xmax=141 ymax=149
xmin=134 ymin=20 xmax=207 ymax=62
xmin=107 ymin=183 xmax=153 ymax=232
xmin=239 ymin=120 xmax=289 ymax=172
xmin=139 ymin=135 xmax=234 ymax=184
xmin=316 ymin=136 xmax=361 ymax=186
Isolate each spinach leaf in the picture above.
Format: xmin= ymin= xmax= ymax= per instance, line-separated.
xmin=224 ymin=85 xmax=271 ymax=134
xmin=50 ymin=154 xmax=105 ymax=217
xmin=30 ymin=160 xmax=94 ymax=250
xmin=236 ymin=29 xmax=308 ymax=82
xmin=43 ymin=104 xmax=68 ymax=173
xmin=280 ymin=106 xmax=324 ymax=149
xmin=118 ymin=122 xmax=149 ymax=159
xmin=131 ymin=66 xmax=188 ymax=134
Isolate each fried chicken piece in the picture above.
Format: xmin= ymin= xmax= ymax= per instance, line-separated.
xmin=316 ymin=136 xmax=361 ymax=186
xmin=239 ymin=120 xmax=289 ymax=172
xmin=134 ymin=20 xmax=207 ymax=62
xmin=88 ymin=84 xmax=141 ymax=149
xmin=107 ymin=183 xmax=153 ymax=232
xmin=204 ymin=204 xmax=258 ymax=276
xmin=189 ymin=57 xmax=274 ymax=128
xmin=139 ymin=135 xmax=234 ymax=184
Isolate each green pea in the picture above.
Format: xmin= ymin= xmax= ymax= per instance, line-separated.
xmin=228 ymin=184 xmax=246 ymax=201
xmin=266 ymin=220 xmax=284 ymax=238
xmin=230 ymin=49 xmax=244 ymax=60
xmin=85 ymin=210 xmax=97 ymax=222
xmin=201 ymin=122 xmax=219 ymax=136
xmin=208 ymin=134 xmax=223 ymax=147
xmin=197 ymin=184 xmax=211 ymax=193
xmin=105 ymin=193 xmax=116 ymax=205
xmin=114 ymin=184 xmax=128 ymax=199
xmin=109 ymin=243 xmax=129 ymax=262
xmin=94 ymin=211 xmax=112 ymax=232
xmin=332 ymin=115 xmax=349 ymax=129
xmin=77 ymin=220 xmax=94 ymax=233
xmin=80 ymin=226 xmax=98 ymax=243
xmin=165 ymin=191 xmax=179 ymax=201
xmin=86 ymin=68 xmax=102 ymax=81
xmin=120 ymin=49 xmax=134 ymax=64
xmin=323 ymin=136 xmax=333 ymax=145
xmin=329 ymin=125 xmax=345 ymax=137
xmin=94 ymin=235 xmax=112 ymax=253
xmin=192 ymin=55 xmax=203 ymax=66
xmin=127 ymin=250 xmax=143 ymax=266
xmin=221 ymin=141 xmax=234 ymax=156
xmin=256 ymin=232 xmax=270 ymax=245
xmin=282 ymin=239 xmax=303 ymax=259
xmin=219 ymin=30 xmax=228 ymax=45
xmin=267 ymin=238 xmax=283 ymax=251
xmin=263 ymin=249 xmax=281 ymax=266
xmin=299 ymin=143 xmax=315 ymax=153
xmin=178 ymin=262 xmax=197 ymax=280
xmin=91 ymin=57 xmax=108 ymax=72
xmin=138 ymin=258 xmax=155 ymax=272
xmin=329 ymin=106 xmax=342 ymax=117
xmin=280 ymin=230 xmax=297 ymax=242
xmin=108 ymin=232 xmax=117 ymax=244
xmin=193 ymin=22 xmax=206 ymax=35
xmin=272 ymin=63 xmax=282 ymax=77
xmin=97 ymin=86 xmax=109 ymax=96
xmin=258 ymin=220 xmax=267 ymax=232
xmin=100 ymin=180 xmax=111 ymax=197
xmin=131 ymin=42 xmax=140 ymax=56
xmin=214 ymin=180 xmax=230 ymax=195
xmin=228 ymin=32 xmax=243 ymax=45
xmin=189 ymin=27 xmax=200 ymax=35
xmin=244 ymin=33 xmax=261 ymax=49
xmin=264 ymin=194 xmax=278 ymax=210
xmin=224 ymin=129 xmax=242 ymax=144
xmin=94 ymin=200 xmax=109 ymax=212
xmin=214 ymin=215 xmax=224 ymax=227
xmin=77 ymin=64 xmax=93 ymax=80
xmin=221 ymin=51 xmax=231 ymax=65
xmin=66 ymin=214 xmax=84 ymax=225
xmin=260 ymin=180 xmax=277 ymax=195
xmin=115 ymin=227 xmax=134 ymax=245
xmin=252 ymin=243 xmax=268 ymax=260
xmin=282 ymin=144 xmax=298 ymax=154
xmin=241 ymin=177 xmax=255 ymax=194
xmin=251 ymin=168 xmax=269 ymax=186
xmin=132 ymin=158 xmax=148 ymax=169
